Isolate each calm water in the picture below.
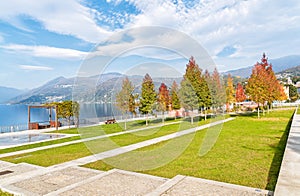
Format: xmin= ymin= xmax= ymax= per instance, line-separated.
xmin=0 ymin=103 xmax=121 ymax=132
xmin=0 ymin=133 xmax=66 ymax=148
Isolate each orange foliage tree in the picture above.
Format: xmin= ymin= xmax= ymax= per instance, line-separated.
xmin=235 ymin=83 xmax=246 ymax=103
xmin=246 ymin=53 xmax=287 ymax=117
xmin=157 ymin=83 xmax=170 ymax=123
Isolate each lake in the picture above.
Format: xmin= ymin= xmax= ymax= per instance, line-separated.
xmin=0 ymin=103 xmax=122 ymax=132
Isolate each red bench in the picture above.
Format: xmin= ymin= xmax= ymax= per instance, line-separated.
xmin=105 ymin=119 xmax=116 ymax=124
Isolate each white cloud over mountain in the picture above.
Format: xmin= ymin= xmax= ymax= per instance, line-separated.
xmin=0 ymin=0 xmax=300 ymax=88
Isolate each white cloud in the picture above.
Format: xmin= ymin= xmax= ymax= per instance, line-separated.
xmin=116 ymin=0 xmax=300 ymax=69
xmin=19 ymin=65 xmax=53 ymax=71
xmin=1 ymin=0 xmax=300 ymax=71
xmin=1 ymin=44 xmax=88 ymax=59
xmin=0 ymin=0 xmax=112 ymax=43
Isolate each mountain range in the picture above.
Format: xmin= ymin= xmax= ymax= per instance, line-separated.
xmin=225 ymin=55 xmax=300 ymax=78
xmin=0 ymin=86 xmax=25 ymax=104
xmin=7 ymin=73 xmax=182 ymax=104
xmin=3 ymin=55 xmax=300 ymax=104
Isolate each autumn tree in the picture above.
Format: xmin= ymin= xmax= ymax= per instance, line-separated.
xmin=139 ymin=74 xmax=157 ymax=126
xmin=235 ymin=83 xmax=246 ymax=103
xmin=246 ymin=53 xmax=286 ymax=117
xmin=235 ymin=83 xmax=246 ymax=111
xmin=157 ymin=83 xmax=170 ymax=123
xmin=225 ymin=74 xmax=235 ymax=112
xmin=116 ymin=77 xmax=135 ymax=130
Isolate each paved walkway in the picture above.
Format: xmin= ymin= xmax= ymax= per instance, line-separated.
xmin=0 ymin=121 xmax=180 ymax=158
xmin=274 ymin=111 xmax=300 ymax=195
xmin=0 ymin=117 xmax=272 ymax=195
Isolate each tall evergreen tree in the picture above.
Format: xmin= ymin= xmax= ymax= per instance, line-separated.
xmin=116 ymin=77 xmax=135 ymax=130
xmin=288 ymin=85 xmax=299 ymax=102
xmin=211 ymin=68 xmax=226 ymax=108
xmin=184 ymin=56 xmax=211 ymax=119
xmin=179 ymin=78 xmax=198 ymax=124
xmin=139 ymin=73 xmax=157 ymax=126
xmin=170 ymin=81 xmax=181 ymax=111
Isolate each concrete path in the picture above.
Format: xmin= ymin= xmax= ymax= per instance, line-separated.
xmin=0 ymin=121 xmax=180 ymax=158
xmin=274 ymin=111 xmax=300 ymax=195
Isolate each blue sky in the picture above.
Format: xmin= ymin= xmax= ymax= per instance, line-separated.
xmin=0 ymin=0 xmax=300 ymax=89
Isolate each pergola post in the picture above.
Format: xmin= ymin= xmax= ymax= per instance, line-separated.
xmin=28 ymin=106 xmax=31 ymax=130
xmin=55 ymin=105 xmax=58 ymax=131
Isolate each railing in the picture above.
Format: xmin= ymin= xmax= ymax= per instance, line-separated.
xmin=0 ymin=124 xmax=28 ymax=134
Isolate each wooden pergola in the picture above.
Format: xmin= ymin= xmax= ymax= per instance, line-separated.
xmin=28 ymin=105 xmax=59 ymax=130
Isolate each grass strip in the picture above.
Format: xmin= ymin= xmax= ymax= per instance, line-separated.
xmin=1 ymin=116 xmax=221 ymax=166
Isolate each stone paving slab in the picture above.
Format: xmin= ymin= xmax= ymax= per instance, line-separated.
xmin=7 ymin=166 xmax=103 ymax=195
xmin=0 ymin=162 xmax=42 ymax=180
xmin=158 ymin=175 xmax=271 ymax=196
xmin=57 ymin=169 xmax=167 ymax=196
xmin=0 ymin=160 xmax=15 ymax=169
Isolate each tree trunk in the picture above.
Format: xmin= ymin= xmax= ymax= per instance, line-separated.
xmin=146 ymin=113 xmax=148 ymax=126
xmin=125 ymin=113 xmax=127 ymax=130
xmin=68 ymin=117 xmax=71 ymax=128
xmin=162 ymin=111 xmax=165 ymax=124
xmin=257 ymin=105 xmax=260 ymax=118
xmin=191 ymin=115 xmax=194 ymax=124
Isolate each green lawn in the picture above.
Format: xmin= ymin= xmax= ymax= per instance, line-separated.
xmin=0 ymin=116 xmax=219 ymax=166
xmin=84 ymin=109 xmax=294 ymax=191
xmin=0 ymin=190 xmax=13 ymax=196
xmin=0 ymin=118 xmax=180 ymax=155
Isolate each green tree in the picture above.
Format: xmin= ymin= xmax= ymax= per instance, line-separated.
xmin=225 ymin=74 xmax=235 ymax=112
xmin=210 ymin=68 xmax=226 ymax=108
xmin=289 ymin=85 xmax=299 ymax=102
xmin=184 ymin=56 xmax=211 ymax=120
xmin=139 ymin=73 xmax=157 ymax=126
xmin=170 ymin=81 xmax=181 ymax=119
xmin=116 ymin=77 xmax=135 ymax=130
xmin=179 ymin=78 xmax=198 ymax=124
xmin=46 ymin=101 xmax=80 ymax=128
xmin=157 ymin=83 xmax=170 ymax=123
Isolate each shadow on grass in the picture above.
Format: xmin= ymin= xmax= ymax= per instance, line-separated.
xmin=230 ymin=111 xmax=258 ymax=118
xmin=128 ymin=117 xmax=180 ymax=128
xmin=265 ymin=113 xmax=293 ymax=191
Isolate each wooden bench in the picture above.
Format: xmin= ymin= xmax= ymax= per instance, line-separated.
xmin=105 ymin=119 xmax=116 ymax=124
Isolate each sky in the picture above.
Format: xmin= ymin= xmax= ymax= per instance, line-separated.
xmin=0 ymin=0 xmax=300 ymax=89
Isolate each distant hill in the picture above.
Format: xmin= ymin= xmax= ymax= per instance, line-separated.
xmin=0 ymin=86 xmax=25 ymax=103
xmin=9 ymin=73 xmax=123 ymax=104
xmin=276 ymin=65 xmax=300 ymax=76
xmin=225 ymin=55 xmax=300 ymax=78
xmin=7 ymin=72 xmax=181 ymax=104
